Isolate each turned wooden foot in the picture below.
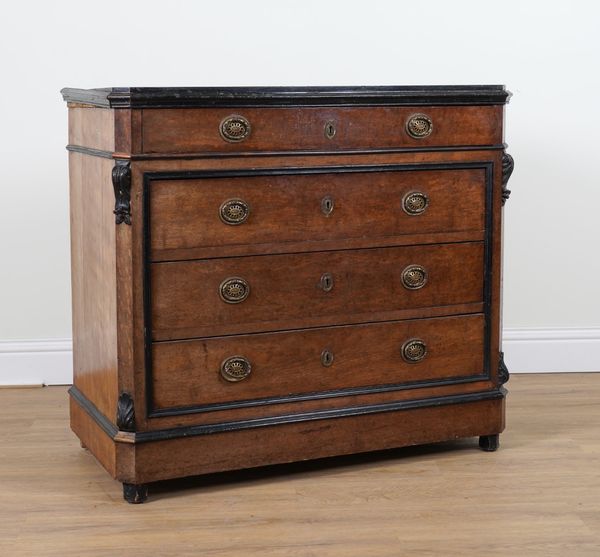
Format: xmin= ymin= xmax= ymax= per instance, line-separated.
xmin=79 ymin=440 xmax=87 ymax=449
xmin=479 ymin=434 xmax=500 ymax=452
xmin=123 ymin=483 xmax=148 ymax=504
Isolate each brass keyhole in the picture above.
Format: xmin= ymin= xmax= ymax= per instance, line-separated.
xmin=324 ymin=121 xmax=336 ymax=139
xmin=321 ymin=349 xmax=334 ymax=367
xmin=320 ymin=272 xmax=334 ymax=292
xmin=321 ymin=195 xmax=334 ymax=216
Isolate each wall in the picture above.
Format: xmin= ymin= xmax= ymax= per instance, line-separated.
xmin=1 ymin=0 xmax=599 ymax=384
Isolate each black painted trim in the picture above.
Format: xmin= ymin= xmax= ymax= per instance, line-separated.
xmin=483 ymin=161 xmax=495 ymax=382
xmin=150 ymin=373 xmax=489 ymax=418
xmin=142 ymin=162 xmax=495 ymax=418
xmin=138 ymin=389 xmax=507 ymax=442
xmin=61 ymin=85 xmax=510 ymax=108
xmin=69 ymin=384 xmax=506 ymax=444
xmin=65 ymin=143 xmax=506 ymax=161
xmin=69 ymin=386 xmax=118 ymax=438
xmin=66 ymin=145 xmax=114 ymax=159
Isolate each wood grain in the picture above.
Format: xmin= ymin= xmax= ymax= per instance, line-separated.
xmin=132 ymin=148 xmax=501 ymax=174
xmin=69 ymin=153 xmax=118 ymax=420
xmin=152 ymin=314 xmax=485 ymax=411
xmin=69 ymin=394 xmax=117 ymax=477
xmin=135 ymin=397 xmax=504 ymax=483
xmin=141 ymin=105 xmax=503 ymax=153
xmin=68 ymin=107 xmax=115 ymax=152
xmin=3 ymin=375 xmax=600 ymax=556
xmin=149 ymin=168 xmax=485 ymax=260
xmin=63 ymin=94 xmax=508 ymax=509
xmin=144 ymin=377 xmax=494 ymax=430
xmin=151 ymin=242 xmax=484 ymax=340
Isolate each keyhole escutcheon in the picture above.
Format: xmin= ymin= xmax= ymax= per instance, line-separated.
xmin=320 ymin=272 xmax=334 ymax=292
xmin=324 ymin=120 xmax=336 ymax=139
xmin=321 ymin=195 xmax=334 ymax=216
xmin=321 ymin=349 xmax=335 ymax=367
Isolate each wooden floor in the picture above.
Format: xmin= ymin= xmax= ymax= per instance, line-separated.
xmin=2 ymin=374 xmax=599 ymax=556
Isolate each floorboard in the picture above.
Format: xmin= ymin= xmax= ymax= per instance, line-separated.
xmin=1 ymin=373 xmax=599 ymax=556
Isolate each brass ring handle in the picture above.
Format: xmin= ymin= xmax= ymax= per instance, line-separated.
xmin=220 ymin=356 xmax=252 ymax=382
xmin=321 ymin=349 xmax=334 ymax=367
xmin=319 ymin=272 xmax=334 ymax=292
xmin=220 ymin=277 xmax=250 ymax=303
xmin=402 ymin=191 xmax=429 ymax=215
xmin=401 ymin=339 xmax=427 ymax=363
xmin=220 ymin=115 xmax=251 ymax=142
xmin=401 ymin=265 xmax=428 ymax=290
xmin=220 ymin=198 xmax=250 ymax=225
xmin=321 ymin=195 xmax=334 ymax=216
xmin=406 ymin=113 xmax=433 ymax=139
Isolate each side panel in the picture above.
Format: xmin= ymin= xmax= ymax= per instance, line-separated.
xmin=68 ymin=107 xmax=115 ymax=152
xmin=70 ymin=396 xmax=117 ymax=477
xmin=69 ymin=152 xmax=118 ymax=420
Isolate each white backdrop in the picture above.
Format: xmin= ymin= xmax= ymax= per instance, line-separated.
xmin=1 ymin=0 xmax=599 ymax=384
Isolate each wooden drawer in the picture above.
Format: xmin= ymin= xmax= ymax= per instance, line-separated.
xmin=151 ymin=314 xmax=485 ymax=412
xmin=151 ymin=242 xmax=484 ymax=340
xmin=141 ymin=105 xmax=502 ymax=154
xmin=149 ymin=167 xmax=486 ymax=261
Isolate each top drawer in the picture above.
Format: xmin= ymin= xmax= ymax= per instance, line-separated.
xmin=141 ymin=106 xmax=502 ymax=154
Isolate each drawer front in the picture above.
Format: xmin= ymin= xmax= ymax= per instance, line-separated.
xmin=151 ymin=314 xmax=485 ymax=412
xmin=151 ymin=242 xmax=484 ymax=340
xmin=142 ymin=106 xmax=502 ymax=153
xmin=149 ymin=168 xmax=485 ymax=260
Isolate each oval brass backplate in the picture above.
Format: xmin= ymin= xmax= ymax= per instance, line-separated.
xmin=219 ymin=277 xmax=250 ymax=304
xmin=319 ymin=272 xmax=334 ymax=292
xmin=220 ymin=115 xmax=251 ymax=142
xmin=406 ymin=113 xmax=433 ymax=139
xmin=401 ymin=339 xmax=427 ymax=363
xmin=321 ymin=349 xmax=334 ymax=367
xmin=401 ymin=265 xmax=428 ymax=290
xmin=219 ymin=198 xmax=250 ymax=225
xmin=220 ymin=356 xmax=252 ymax=382
xmin=402 ymin=191 xmax=429 ymax=215
xmin=321 ymin=195 xmax=334 ymax=216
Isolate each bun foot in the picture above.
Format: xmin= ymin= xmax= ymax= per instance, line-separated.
xmin=479 ymin=434 xmax=500 ymax=452
xmin=123 ymin=483 xmax=148 ymax=504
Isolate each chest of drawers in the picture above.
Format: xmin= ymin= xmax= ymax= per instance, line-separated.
xmin=62 ymin=85 xmax=513 ymax=503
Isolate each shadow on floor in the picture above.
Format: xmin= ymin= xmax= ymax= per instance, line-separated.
xmin=149 ymin=437 xmax=479 ymax=501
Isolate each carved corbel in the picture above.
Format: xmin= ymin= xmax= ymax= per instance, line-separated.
xmin=116 ymin=392 xmax=135 ymax=432
xmin=112 ymin=160 xmax=132 ymax=224
xmin=498 ymin=351 xmax=510 ymax=385
xmin=501 ymin=152 xmax=514 ymax=205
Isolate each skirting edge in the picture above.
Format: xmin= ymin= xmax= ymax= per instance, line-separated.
xmin=68 ymin=385 xmax=506 ymax=445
